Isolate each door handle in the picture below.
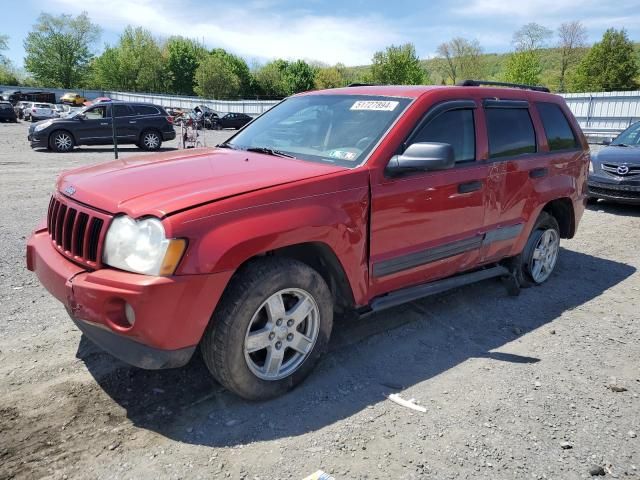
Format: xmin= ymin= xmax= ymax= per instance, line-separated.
xmin=100 ymin=122 xmax=108 ymax=126
xmin=129 ymin=121 xmax=136 ymax=124
xmin=529 ymin=168 xmax=548 ymax=178
xmin=457 ymin=180 xmax=482 ymax=194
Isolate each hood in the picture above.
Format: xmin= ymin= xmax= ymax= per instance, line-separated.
xmin=57 ymin=147 xmax=347 ymax=217
xmin=593 ymin=145 xmax=640 ymax=165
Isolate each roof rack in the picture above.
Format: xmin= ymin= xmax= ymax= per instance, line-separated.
xmin=456 ymin=79 xmax=550 ymax=93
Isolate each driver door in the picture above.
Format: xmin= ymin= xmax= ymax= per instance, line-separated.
xmin=75 ymin=105 xmax=111 ymax=144
xmin=369 ymin=100 xmax=490 ymax=298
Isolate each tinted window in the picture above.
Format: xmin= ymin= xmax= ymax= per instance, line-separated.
xmin=410 ymin=109 xmax=475 ymax=163
xmin=112 ymin=104 xmax=131 ymax=117
xmin=133 ymin=105 xmax=159 ymax=115
xmin=486 ymin=108 xmax=536 ymax=158
xmin=537 ymin=102 xmax=578 ymax=150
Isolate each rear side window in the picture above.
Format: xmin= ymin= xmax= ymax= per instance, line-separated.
xmin=112 ymin=104 xmax=132 ymax=117
xmin=133 ymin=105 xmax=160 ymax=115
xmin=410 ymin=109 xmax=476 ymax=163
xmin=536 ymin=102 xmax=578 ymax=150
xmin=486 ymin=108 xmax=536 ymax=158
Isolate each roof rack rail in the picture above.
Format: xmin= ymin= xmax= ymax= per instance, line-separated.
xmin=456 ymin=79 xmax=550 ymax=93
xmin=347 ymin=83 xmax=376 ymax=87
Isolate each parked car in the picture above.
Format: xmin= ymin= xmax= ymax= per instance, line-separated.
xmin=23 ymin=91 xmax=56 ymax=104
xmin=84 ymin=96 xmax=111 ymax=106
xmin=29 ymin=103 xmax=57 ymax=122
xmin=21 ymin=102 xmax=34 ymax=121
xmin=26 ymin=81 xmax=588 ymax=400
xmin=0 ymin=101 xmax=18 ymax=122
xmin=213 ymin=112 xmax=253 ymax=130
xmin=28 ymin=101 xmax=176 ymax=152
xmin=60 ymin=92 xmax=87 ymax=106
xmin=588 ymin=121 xmax=640 ymax=204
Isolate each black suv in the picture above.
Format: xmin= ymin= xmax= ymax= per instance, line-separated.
xmin=28 ymin=102 xmax=176 ymax=152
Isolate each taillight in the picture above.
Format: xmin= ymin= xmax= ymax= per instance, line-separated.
xmin=166 ymin=116 xmax=173 ymax=125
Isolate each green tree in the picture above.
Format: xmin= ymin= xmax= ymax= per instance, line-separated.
xmin=0 ymin=34 xmax=19 ymax=85
xmin=0 ymin=34 xmax=9 ymax=65
xmin=370 ymin=43 xmax=427 ymax=85
xmin=253 ymin=59 xmax=289 ymax=97
xmin=92 ymin=27 xmax=166 ymax=92
xmin=503 ymin=50 xmax=543 ymax=85
xmin=165 ymin=36 xmax=206 ymax=95
xmin=315 ymin=64 xmax=348 ymax=89
xmin=211 ymin=48 xmax=252 ymax=97
xmin=194 ymin=52 xmax=241 ymax=99
xmin=23 ymin=12 xmax=100 ymax=88
xmin=572 ymin=28 xmax=639 ymax=92
xmin=283 ymin=60 xmax=316 ymax=94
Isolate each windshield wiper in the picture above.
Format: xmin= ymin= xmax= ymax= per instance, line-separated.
xmin=245 ymin=147 xmax=295 ymax=158
xmin=216 ymin=142 xmax=239 ymax=149
xmin=611 ymin=143 xmax=629 ymax=147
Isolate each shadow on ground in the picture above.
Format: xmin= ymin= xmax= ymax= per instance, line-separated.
xmin=77 ymin=248 xmax=635 ymax=447
xmin=587 ymin=200 xmax=640 ymax=217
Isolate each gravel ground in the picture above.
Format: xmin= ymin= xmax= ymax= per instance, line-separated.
xmin=0 ymin=120 xmax=638 ymax=480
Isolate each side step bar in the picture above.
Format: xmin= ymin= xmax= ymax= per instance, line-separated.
xmin=363 ymin=265 xmax=510 ymax=315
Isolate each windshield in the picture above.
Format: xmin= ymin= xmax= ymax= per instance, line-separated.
xmin=226 ymin=94 xmax=412 ymax=167
xmin=612 ymin=122 xmax=640 ymax=146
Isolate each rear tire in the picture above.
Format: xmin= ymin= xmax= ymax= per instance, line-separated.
xmin=515 ymin=212 xmax=561 ymax=288
xmin=139 ymin=130 xmax=162 ymax=151
xmin=201 ymin=257 xmax=333 ymax=400
xmin=49 ymin=130 xmax=75 ymax=152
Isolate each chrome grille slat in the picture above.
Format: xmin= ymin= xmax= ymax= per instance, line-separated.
xmin=45 ymin=195 xmax=110 ymax=268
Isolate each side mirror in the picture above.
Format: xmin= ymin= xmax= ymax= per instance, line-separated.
xmin=602 ymin=137 xmax=613 ymax=145
xmin=76 ymin=113 xmax=86 ymax=120
xmin=387 ymin=142 xmax=455 ymax=173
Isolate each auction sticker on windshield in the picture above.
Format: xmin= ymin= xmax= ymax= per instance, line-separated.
xmin=350 ymin=100 xmax=399 ymax=111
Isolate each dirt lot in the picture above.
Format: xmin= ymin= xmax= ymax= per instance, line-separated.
xmin=0 ymin=120 xmax=638 ymax=480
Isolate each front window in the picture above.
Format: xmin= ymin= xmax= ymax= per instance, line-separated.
xmin=226 ymin=94 xmax=412 ymax=167
xmin=612 ymin=122 xmax=640 ymax=146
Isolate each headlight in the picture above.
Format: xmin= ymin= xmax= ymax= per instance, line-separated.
xmin=103 ymin=215 xmax=186 ymax=276
xmin=34 ymin=120 xmax=53 ymax=132
xmin=589 ymin=160 xmax=594 ymax=173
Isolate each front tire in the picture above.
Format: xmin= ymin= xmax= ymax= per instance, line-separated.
xmin=201 ymin=258 xmax=333 ymax=400
xmin=516 ymin=212 xmax=561 ymax=287
xmin=139 ymin=130 xmax=162 ymax=151
xmin=49 ymin=130 xmax=75 ymax=152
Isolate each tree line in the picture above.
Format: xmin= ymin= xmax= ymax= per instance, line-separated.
xmin=1 ymin=12 xmax=639 ymax=98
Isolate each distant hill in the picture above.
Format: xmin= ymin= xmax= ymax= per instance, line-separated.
xmin=345 ymin=43 xmax=640 ymax=92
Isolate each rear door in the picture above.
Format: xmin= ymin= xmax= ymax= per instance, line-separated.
xmin=111 ymin=104 xmax=137 ymax=142
xmin=369 ymin=99 xmax=490 ymax=297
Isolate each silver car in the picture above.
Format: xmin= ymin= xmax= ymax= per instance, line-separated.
xmin=29 ymin=103 xmax=57 ymax=122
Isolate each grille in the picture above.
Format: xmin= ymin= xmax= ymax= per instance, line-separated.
xmin=46 ymin=195 xmax=109 ymax=267
xmin=602 ymin=163 xmax=640 ymax=178
xmin=589 ymin=186 xmax=640 ymax=200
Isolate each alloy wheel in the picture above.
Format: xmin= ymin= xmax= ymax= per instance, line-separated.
xmin=530 ymin=228 xmax=560 ymax=283
xmin=243 ymin=288 xmax=320 ymax=381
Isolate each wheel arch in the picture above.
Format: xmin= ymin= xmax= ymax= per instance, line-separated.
xmin=542 ymin=197 xmax=575 ymax=239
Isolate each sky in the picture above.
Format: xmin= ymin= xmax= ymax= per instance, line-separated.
xmin=2 ymin=0 xmax=639 ymax=69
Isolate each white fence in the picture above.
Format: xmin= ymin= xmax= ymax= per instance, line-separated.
xmin=105 ymin=91 xmax=280 ymax=115
xmin=3 ymin=83 xmax=639 ymax=133
xmin=560 ymin=91 xmax=640 ymax=139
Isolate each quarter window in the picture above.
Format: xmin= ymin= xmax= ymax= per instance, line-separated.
xmin=410 ymin=109 xmax=476 ymax=163
xmin=112 ymin=104 xmax=131 ymax=117
xmin=536 ymin=102 xmax=578 ymax=150
xmin=133 ymin=105 xmax=159 ymax=115
xmin=486 ymin=107 xmax=536 ymax=158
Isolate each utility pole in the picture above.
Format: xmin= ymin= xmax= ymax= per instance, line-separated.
xmin=111 ymin=102 xmax=119 ymax=159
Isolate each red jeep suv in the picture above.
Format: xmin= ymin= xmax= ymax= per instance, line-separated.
xmin=27 ymin=81 xmax=589 ymax=400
